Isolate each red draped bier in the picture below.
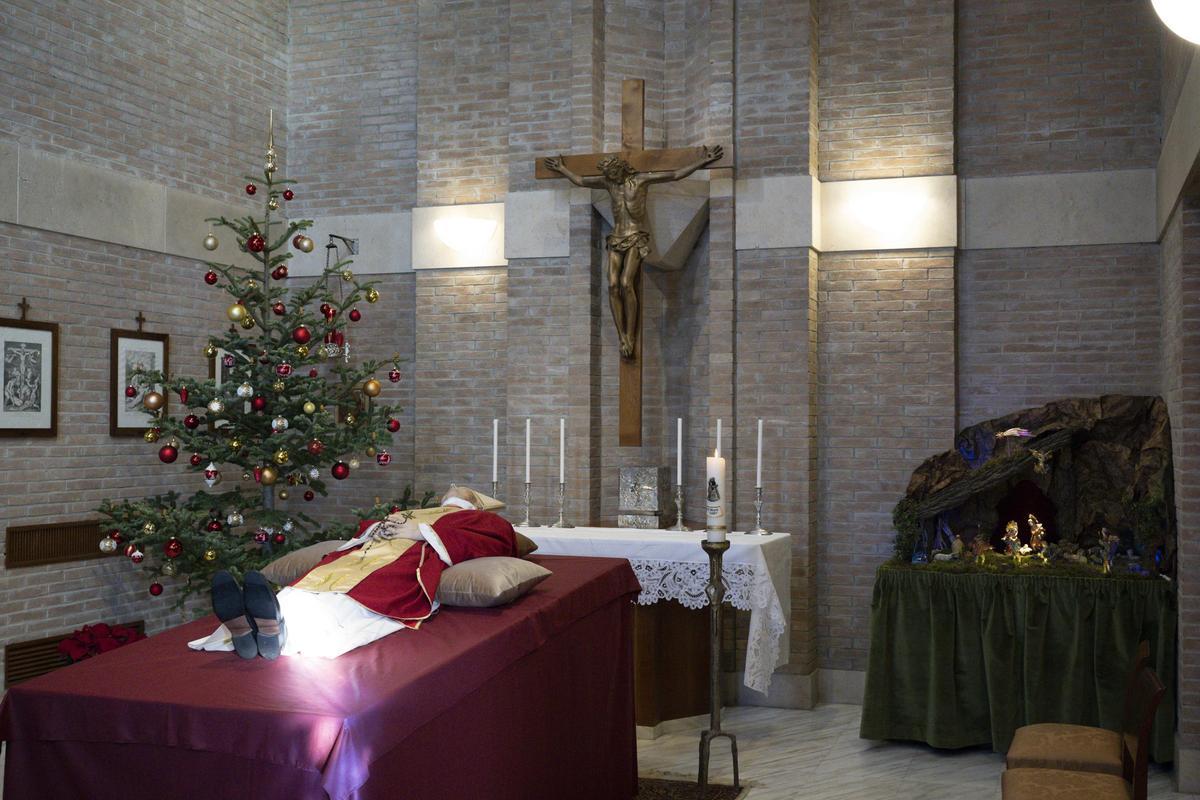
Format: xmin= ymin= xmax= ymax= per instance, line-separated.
xmin=297 ymin=509 xmax=519 ymax=622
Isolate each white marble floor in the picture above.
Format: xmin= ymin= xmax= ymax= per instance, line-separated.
xmin=637 ymin=704 xmax=1200 ymax=800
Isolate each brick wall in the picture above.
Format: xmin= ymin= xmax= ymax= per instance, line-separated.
xmin=734 ymin=247 xmax=818 ymax=674
xmin=958 ymin=245 xmax=1162 ymax=426
xmin=413 ymin=268 xmax=509 ymax=495
xmin=603 ymin=0 xmax=666 ymax=151
xmin=416 ymin=0 xmax=510 ymax=206
xmin=817 ymin=251 xmax=957 ymax=671
xmin=0 ymin=224 xmax=231 ymax=677
xmin=287 ymin=0 xmax=418 ymax=215
xmin=957 ymin=0 xmax=1160 ymax=178
xmin=0 ymin=0 xmax=288 ymax=203
xmin=734 ymin=0 xmax=814 ymax=177
xmin=818 ymin=0 xmax=955 ymax=181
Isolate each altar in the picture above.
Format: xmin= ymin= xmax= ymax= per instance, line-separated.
xmin=518 ymin=527 xmax=791 ymax=700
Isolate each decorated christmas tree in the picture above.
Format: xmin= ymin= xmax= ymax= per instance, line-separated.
xmin=98 ymin=115 xmax=418 ymax=601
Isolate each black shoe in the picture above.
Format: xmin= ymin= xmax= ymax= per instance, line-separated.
xmin=211 ymin=570 xmax=258 ymax=660
xmin=243 ymin=571 xmax=286 ymax=660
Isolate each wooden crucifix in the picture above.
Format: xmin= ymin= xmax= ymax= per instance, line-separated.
xmin=536 ymin=78 xmax=726 ymax=446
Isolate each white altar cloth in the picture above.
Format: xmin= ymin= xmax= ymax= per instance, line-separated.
xmin=518 ymin=527 xmax=791 ymax=695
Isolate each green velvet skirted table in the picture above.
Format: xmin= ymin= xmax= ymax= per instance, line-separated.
xmin=859 ymin=565 xmax=1177 ymax=762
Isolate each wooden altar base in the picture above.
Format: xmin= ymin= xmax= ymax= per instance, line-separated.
xmin=634 ymin=600 xmax=709 ymax=729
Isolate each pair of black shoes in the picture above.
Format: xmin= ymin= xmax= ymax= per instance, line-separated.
xmin=211 ymin=570 xmax=287 ymax=660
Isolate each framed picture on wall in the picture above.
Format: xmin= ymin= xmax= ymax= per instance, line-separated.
xmin=110 ymin=329 xmax=169 ymax=436
xmin=0 ymin=318 xmax=59 ymax=437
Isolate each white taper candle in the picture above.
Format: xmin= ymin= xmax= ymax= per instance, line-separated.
xmin=525 ymin=419 xmax=531 ymax=483
xmin=756 ymin=419 xmax=763 ymax=488
xmin=559 ymin=418 xmax=565 ymax=484
xmin=492 ymin=419 xmax=499 ymax=483
xmin=676 ymin=417 xmax=683 ymax=485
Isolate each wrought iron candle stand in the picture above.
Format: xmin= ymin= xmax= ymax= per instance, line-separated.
xmin=519 ymin=482 xmax=533 ymax=527
xmin=669 ymin=484 xmax=690 ymax=531
xmin=698 ymin=539 xmax=740 ymax=792
xmin=748 ymin=486 xmax=772 ymax=535
xmin=549 ymin=482 xmax=574 ymax=528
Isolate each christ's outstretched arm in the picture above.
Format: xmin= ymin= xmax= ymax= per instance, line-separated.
xmin=642 ymin=145 xmax=724 ymax=185
xmin=543 ymin=156 xmax=606 ymax=188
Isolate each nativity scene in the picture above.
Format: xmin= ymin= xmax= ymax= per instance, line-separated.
xmin=0 ymin=2 xmax=1197 ymax=800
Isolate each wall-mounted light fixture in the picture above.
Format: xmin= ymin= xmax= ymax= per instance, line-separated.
xmin=1152 ymin=0 xmax=1200 ymax=44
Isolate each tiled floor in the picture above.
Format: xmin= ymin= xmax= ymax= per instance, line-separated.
xmin=637 ymin=704 xmax=1200 ymax=800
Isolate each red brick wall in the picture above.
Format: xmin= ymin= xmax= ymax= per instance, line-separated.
xmin=958 ymin=245 xmax=1162 ymax=426
xmin=0 ymin=0 xmax=288 ymax=203
xmin=818 ymin=0 xmax=955 ymax=181
xmin=287 ymin=0 xmax=418 ymax=215
xmin=817 ymin=250 xmax=957 ymax=671
xmin=957 ymin=0 xmax=1160 ymax=178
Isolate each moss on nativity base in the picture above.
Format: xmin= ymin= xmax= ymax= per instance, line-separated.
xmin=883 ymin=556 xmax=1165 ymax=581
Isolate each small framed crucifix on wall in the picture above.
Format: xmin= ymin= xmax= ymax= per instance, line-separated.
xmin=0 ymin=317 xmax=59 ymax=437
xmin=110 ymin=329 xmax=169 ymax=436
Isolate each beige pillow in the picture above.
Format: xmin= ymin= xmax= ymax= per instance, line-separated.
xmin=436 ymin=557 xmax=551 ymax=608
xmin=261 ymin=539 xmax=346 ymax=585
xmin=442 ymin=485 xmax=506 ymax=511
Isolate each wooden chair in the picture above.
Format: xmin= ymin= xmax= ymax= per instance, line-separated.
xmin=1006 ymin=640 xmax=1150 ymax=777
xmin=1002 ymin=662 xmax=1166 ymax=800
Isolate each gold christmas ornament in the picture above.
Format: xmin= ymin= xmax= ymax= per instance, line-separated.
xmin=261 ymin=466 xmax=279 ymax=485
xmin=203 ymin=343 xmax=218 ymax=358
xmin=341 ymin=269 xmax=354 ymax=282
xmin=162 ymin=560 xmax=179 ymax=577
xmin=204 ymin=549 xmax=218 ymax=562
xmin=144 ymin=428 xmax=160 ymax=443
xmin=344 ymin=412 xmax=356 ymax=425
xmin=143 ymin=522 xmax=157 ymax=534
xmin=278 ymin=489 xmax=290 ymax=500
xmin=272 ymin=379 xmax=286 ymax=392
xmin=229 ymin=437 xmax=242 ymax=450
xmin=302 ymin=401 xmax=317 ymax=415
xmin=274 ymin=449 xmax=290 ymax=465
xmin=142 ymin=391 xmax=165 ymax=411
xmin=265 ymin=160 xmax=277 ymax=175
xmin=203 ymin=233 xmax=219 ymax=251
xmin=226 ymin=303 xmax=247 ymax=323
xmin=296 ymin=345 xmax=309 ymax=357
xmin=240 ymin=316 xmax=256 ymax=330
xmin=267 ymin=196 xmax=280 ymax=211
xmin=362 ymin=378 xmax=382 ymax=397
xmin=297 ymin=235 xmax=315 ymax=253
xmin=365 ymin=287 xmax=380 ymax=303
xmin=366 ymin=446 xmax=377 ymax=457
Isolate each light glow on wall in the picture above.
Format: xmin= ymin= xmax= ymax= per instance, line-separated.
xmin=849 ymin=182 xmax=931 ymax=242
xmin=818 ymin=175 xmax=957 ymax=252
xmin=411 ymin=202 xmax=507 ymax=270
xmin=433 ymin=217 xmax=499 ymax=255
xmin=1152 ymin=0 xmax=1200 ymax=45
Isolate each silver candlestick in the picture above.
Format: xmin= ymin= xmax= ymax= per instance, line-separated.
xmin=670 ymin=484 xmax=690 ymax=531
xmin=748 ymin=486 xmax=771 ymax=535
xmin=491 ymin=481 xmax=499 ymax=502
xmin=519 ymin=481 xmax=533 ymax=527
xmin=549 ymin=481 xmax=574 ymax=528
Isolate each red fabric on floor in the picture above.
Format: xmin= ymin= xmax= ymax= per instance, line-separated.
xmin=0 ymin=555 xmax=639 ymax=800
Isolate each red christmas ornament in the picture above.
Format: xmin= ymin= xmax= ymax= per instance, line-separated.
xmin=272 ymin=532 xmax=286 ymax=545
xmin=276 ymin=362 xmax=293 ymax=377
xmin=179 ymin=386 xmax=189 ymax=404
xmin=386 ymin=418 xmax=400 ymax=433
xmin=158 ymin=444 xmax=179 ymax=463
xmin=110 ymin=531 xmax=124 ymax=545
xmin=204 ymin=270 xmax=219 ymax=285
xmin=376 ymin=451 xmax=392 ymax=466
xmin=247 ymin=233 xmax=265 ymax=253
xmin=183 ymin=414 xmax=200 ymax=429
xmin=130 ymin=550 xmax=145 ymax=564
xmin=308 ymin=368 xmax=319 ymax=378
xmin=275 ymin=265 xmax=288 ymax=280
xmin=149 ymin=582 xmax=163 ymax=596
xmin=245 ymin=183 xmax=258 ymax=196
xmin=307 ymin=439 xmax=324 ymax=456
xmin=389 ymin=368 xmax=402 ymax=383
xmin=319 ymin=303 xmax=332 ymax=316
xmin=348 ymin=308 xmax=362 ymax=322
xmin=124 ymin=385 xmax=137 ymax=398
xmin=254 ymin=529 xmax=270 ymax=544
xmin=253 ymin=466 xmax=263 ymax=483
xmin=292 ymin=234 xmax=304 ymax=249
xmin=292 ymin=326 xmax=312 ymax=345
xmin=124 ymin=543 xmax=137 ymax=558
xmin=189 ymin=453 xmax=203 ymax=466
xmin=164 ymin=538 xmax=183 ymax=559
xmin=206 ymin=520 xmax=223 ymax=532
xmin=272 ymin=301 xmax=286 ymax=316
xmin=251 ymin=396 xmax=267 ymax=412
xmin=331 ymin=461 xmax=350 ymax=480
xmin=304 ymin=490 xmax=315 ymax=501
xmin=283 ymin=189 xmax=294 ymax=201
